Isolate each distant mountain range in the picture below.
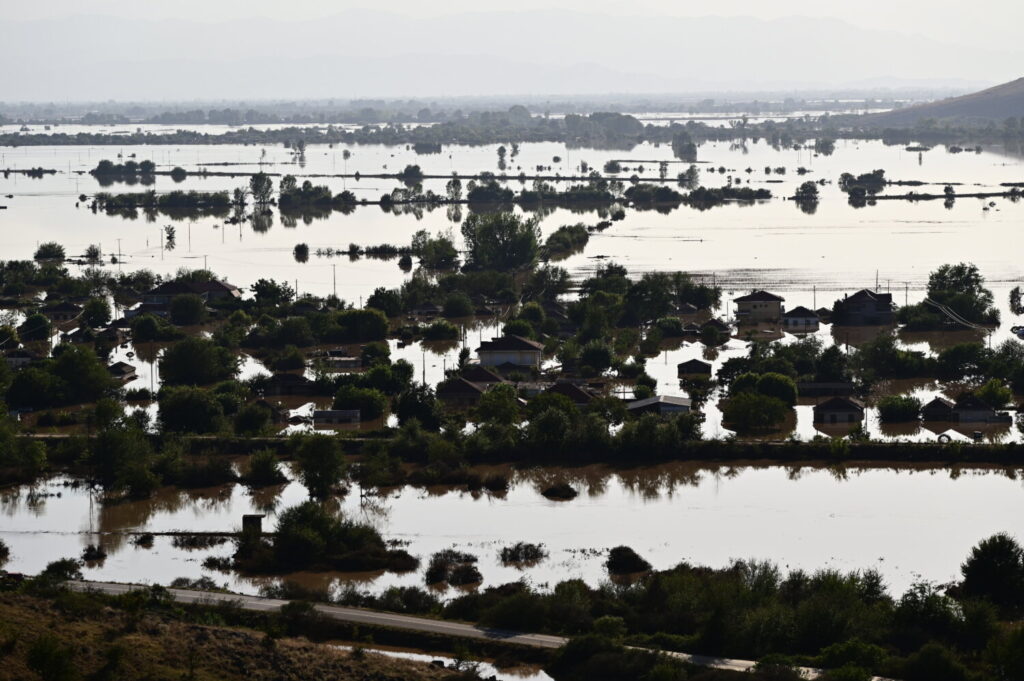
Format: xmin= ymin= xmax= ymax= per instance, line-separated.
xmin=0 ymin=10 xmax=1017 ymax=100
xmin=864 ymin=77 xmax=1024 ymax=126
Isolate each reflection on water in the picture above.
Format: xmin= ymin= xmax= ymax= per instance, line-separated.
xmin=3 ymin=463 xmax=1024 ymax=596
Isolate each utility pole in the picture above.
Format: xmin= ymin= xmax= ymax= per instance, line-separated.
xmin=204 ymin=255 xmax=208 ymax=271
xmin=332 ymin=264 xmax=337 ymax=298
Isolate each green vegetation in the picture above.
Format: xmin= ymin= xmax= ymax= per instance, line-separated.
xmin=233 ymin=500 xmax=416 ymax=573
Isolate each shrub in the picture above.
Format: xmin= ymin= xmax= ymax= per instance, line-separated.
xmin=606 ymin=546 xmax=651 ymax=575
xmin=877 ymin=395 xmax=922 ymax=422
xmin=500 ymin=542 xmax=548 ymax=566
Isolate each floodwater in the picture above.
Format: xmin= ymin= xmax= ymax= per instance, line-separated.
xmin=2 ymin=131 xmax=1022 ymax=441
xmin=2 ymin=464 xmax=1023 ymax=597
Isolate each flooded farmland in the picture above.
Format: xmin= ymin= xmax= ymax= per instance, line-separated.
xmin=3 ymin=463 xmax=1024 ymax=597
xmin=2 ymin=119 xmax=1024 ymax=596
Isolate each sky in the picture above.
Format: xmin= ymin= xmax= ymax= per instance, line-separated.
xmin=2 ymin=1 xmax=1020 ymax=101
xmin=5 ymin=0 xmax=1020 ymax=51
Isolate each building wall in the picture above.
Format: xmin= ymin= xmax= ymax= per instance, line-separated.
xmin=737 ymin=301 xmax=783 ymax=322
xmin=478 ymin=350 xmax=540 ymax=367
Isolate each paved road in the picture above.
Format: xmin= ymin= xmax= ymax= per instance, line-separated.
xmin=74 ymin=580 xmax=894 ymax=680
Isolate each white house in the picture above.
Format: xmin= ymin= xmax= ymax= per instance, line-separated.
xmin=782 ymin=306 xmax=820 ymax=332
xmin=476 ymin=335 xmax=544 ymax=368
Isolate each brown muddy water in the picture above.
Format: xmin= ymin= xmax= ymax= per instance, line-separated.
xmin=3 ymin=463 xmax=1023 ymax=597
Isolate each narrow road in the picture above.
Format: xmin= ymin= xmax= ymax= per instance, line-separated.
xmin=73 ymin=580 xmax=894 ymax=680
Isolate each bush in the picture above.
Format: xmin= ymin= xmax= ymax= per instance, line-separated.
xmin=442 ymin=292 xmax=474 ymax=318
xmin=606 ymin=546 xmax=651 ymax=575
xmin=877 ymin=395 xmax=921 ymax=422
xmin=425 ymin=549 xmax=480 ymax=585
xmin=34 ymin=242 xmax=65 ymax=261
xmin=500 ymin=542 xmax=548 ymax=566
xmin=243 ymin=449 xmax=288 ymax=487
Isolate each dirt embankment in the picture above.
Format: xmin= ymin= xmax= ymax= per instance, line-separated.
xmin=0 ymin=592 xmax=465 ymax=681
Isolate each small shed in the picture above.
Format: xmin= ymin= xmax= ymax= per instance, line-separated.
xmin=677 ymin=359 xmax=713 ymax=378
xmin=812 ymin=396 xmax=865 ymax=424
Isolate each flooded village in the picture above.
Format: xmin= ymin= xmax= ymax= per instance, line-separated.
xmin=2 ymin=4 xmax=1024 ymax=678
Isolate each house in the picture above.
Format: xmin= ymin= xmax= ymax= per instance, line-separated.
xmin=815 ymin=307 xmax=833 ymax=323
xmin=107 ymin=361 xmax=137 ymax=382
xmin=796 ymin=381 xmax=856 ymax=397
xmin=921 ymin=397 xmax=955 ymax=421
xmin=953 ymin=394 xmax=1011 ymax=423
xmin=40 ymin=300 xmax=82 ymax=323
xmin=4 ymin=347 xmax=39 ymax=369
xmin=812 ymin=396 xmax=865 ymax=424
xmin=142 ymin=278 xmax=240 ymax=306
xmin=313 ymin=409 xmax=361 ymax=426
xmin=436 ymin=377 xmax=487 ymax=408
xmin=677 ymin=359 xmax=713 ymax=378
xmin=410 ymin=302 xmax=442 ymax=317
xmin=681 ymin=323 xmax=703 ymax=337
xmin=62 ymin=327 xmax=96 ymax=345
xmin=831 ymin=289 xmax=896 ymax=326
xmin=677 ymin=302 xmax=699 ymax=315
xmin=782 ymin=306 xmax=820 ymax=331
xmin=542 ymin=381 xmax=596 ymax=407
xmin=459 ymin=364 xmax=506 ymax=385
xmin=262 ymin=373 xmax=317 ymax=397
xmin=701 ymin=318 xmax=731 ymax=333
xmin=321 ymin=350 xmax=361 ymax=370
xmin=476 ymin=335 xmax=544 ymax=368
xmin=734 ymin=290 xmax=785 ymax=323
xmin=627 ymin=395 xmax=692 ymax=415
xmin=123 ymin=302 xmax=171 ymax=319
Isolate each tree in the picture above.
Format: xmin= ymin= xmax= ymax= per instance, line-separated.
xmin=51 ymin=345 xmax=115 ymax=404
xmin=722 ymin=392 xmax=789 ymax=433
xmin=82 ymin=298 xmax=111 ymax=328
xmin=756 ymin=373 xmax=798 ymax=406
xmin=234 ymin=401 xmax=272 ymax=436
xmin=18 ymin=312 xmax=52 ymax=341
xmin=926 ymin=263 xmax=998 ymax=324
xmin=333 ymin=385 xmax=387 ymax=420
xmin=394 ymin=384 xmax=442 ymax=431
xmin=158 ymin=385 xmax=227 ymax=434
xmin=169 ymin=293 xmax=207 ymax=325
xmin=251 ymin=278 xmax=295 ymax=306
xmin=975 ymin=379 xmax=1013 ymax=409
xmin=960 ymin=533 xmax=1024 ymax=614
xmin=461 ymin=212 xmax=541 ymax=271
xmin=294 ymin=434 xmax=346 ymax=499
xmin=476 ymin=383 xmax=520 ymax=425
xmin=250 ymin=172 xmax=273 ymax=205
xmin=159 ymin=337 xmax=238 ymax=385
xmin=606 ymin=546 xmax=651 ymax=575
xmin=34 ymin=242 xmax=65 ymax=261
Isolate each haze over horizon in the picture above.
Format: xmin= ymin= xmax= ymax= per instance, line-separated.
xmin=3 ymin=1 xmax=1020 ymax=102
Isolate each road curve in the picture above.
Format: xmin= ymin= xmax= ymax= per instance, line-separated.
xmin=72 ymin=580 xmax=894 ymax=680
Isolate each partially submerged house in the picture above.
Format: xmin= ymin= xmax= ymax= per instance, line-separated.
xmin=627 ymin=395 xmax=693 ymax=416
xmin=476 ymin=335 xmax=544 ymax=369
xmin=436 ymin=377 xmax=487 ymax=408
xmin=142 ymin=278 xmax=241 ymax=306
xmin=107 ymin=361 xmax=137 ymax=382
xmin=921 ymin=397 xmax=955 ymax=421
xmin=41 ymin=300 xmax=83 ymax=323
xmin=677 ymin=358 xmax=713 ymax=378
xmin=831 ymin=289 xmax=896 ymax=326
xmin=4 ymin=347 xmax=39 ymax=369
xmin=782 ymin=306 xmax=820 ymax=331
xmin=262 ymin=373 xmax=317 ymax=397
xmin=542 ymin=380 xmax=596 ymax=407
xmin=313 ymin=409 xmax=361 ymax=426
xmin=812 ymin=396 xmax=865 ymax=424
xmin=952 ymin=394 xmax=1011 ymax=423
xmin=734 ymin=290 xmax=785 ymax=323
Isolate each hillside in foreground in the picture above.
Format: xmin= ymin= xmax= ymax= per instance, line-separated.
xmin=864 ymin=76 xmax=1024 ymax=126
xmin=0 ymin=592 xmax=461 ymax=681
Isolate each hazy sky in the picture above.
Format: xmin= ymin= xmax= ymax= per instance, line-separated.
xmin=5 ymin=0 xmax=1021 ymax=50
xmin=3 ymin=1 xmax=1019 ymax=100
